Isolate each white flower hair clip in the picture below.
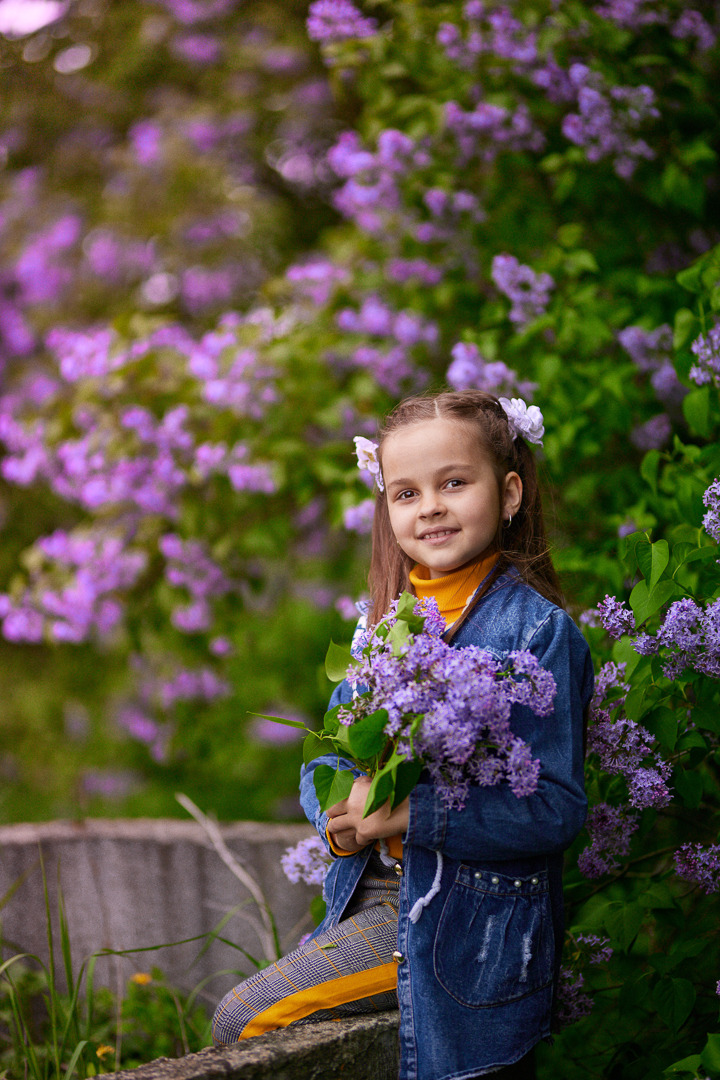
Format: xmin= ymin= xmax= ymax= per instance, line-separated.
xmin=353 ymin=435 xmax=384 ymax=491
xmin=499 ymin=397 xmax=545 ymax=447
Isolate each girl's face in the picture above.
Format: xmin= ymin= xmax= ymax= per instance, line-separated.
xmin=381 ymin=417 xmax=522 ymax=579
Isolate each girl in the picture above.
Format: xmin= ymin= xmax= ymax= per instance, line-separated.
xmin=212 ymin=389 xmax=593 ymax=1079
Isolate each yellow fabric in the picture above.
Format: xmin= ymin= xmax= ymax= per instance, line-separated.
xmin=409 ymin=552 xmax=499 ymax=626
xmin=239 ymin=961 xmax=398 ymax=1038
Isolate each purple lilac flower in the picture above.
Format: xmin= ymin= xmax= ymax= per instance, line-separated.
xmin=555 ymin=969 xmax=594 ymax=1027
xmin=649 ymin=597 xmax=720 ymax=679
xmin=561 ymin=67 xmax=658 ymax=178
xmin=595 ymin=595 xmax=635 ymax=639
xmin=343 ymin=499 xmax=375 ymax=535
xmin=446 ymin=342 xmax=537 ymax=397
xmin=170 ymin=33 xmax=222 ymax=64
xmin=672 ymin=10 xmax=717 ymax=52
xmin=577 ymin=934 xmax=614 ymax=965
xmin=286 ymin=259 xmax=350 ymax=305
xmin=385 ymin=258 xmax=443 ymax=287
xmin=594 ymin=0 xmax=664 ymax=29
xmin=703 ymin=479 xmax=720 ymax=543
xmin=689 ymin=324 xmax=720 ymax=387
xmin=587 ymin=718 xmax=654 ymax=776
xmin=578 ymin=803 xmax=639 ymax=878
xmin=491 ymin=255 xmax=554 ymax=328
xmin=129 ymin=121 xmax=163 ymax=166
xmin=630 ymin=413 xmax=672 ymax=450
xmin=674 ymin=843 xmax=720 ymax=893
xmin=281 ymin=835 xmax=332 ymax=886
xmin=348 ymin=603 xmax=555 ymax=809
xmin=445 ymin=101 xmax=544 ymax=164
xmin=618 ymin=324 xmax=673 ymax=373
xmin=307 ymin=0 xmax=378 ymax=43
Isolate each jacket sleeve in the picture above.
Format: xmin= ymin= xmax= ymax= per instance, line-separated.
xmin=299 ymin=679 xmax=365 ymax=856
xmin=404 ymin=608 xmax=593 ymax=863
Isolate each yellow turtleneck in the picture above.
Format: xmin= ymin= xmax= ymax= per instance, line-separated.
xmin=409 ymin=552 xmax=499 ymax=628
xmin=327 ymin=553 xmax=499 ymax=862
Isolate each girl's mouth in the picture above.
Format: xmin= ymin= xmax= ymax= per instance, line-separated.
xmin=419 ymin=529 xmax=458 ymax=544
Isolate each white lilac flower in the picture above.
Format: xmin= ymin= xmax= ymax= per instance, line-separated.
xmin=498 ymin=397 xmax=545 ymax=446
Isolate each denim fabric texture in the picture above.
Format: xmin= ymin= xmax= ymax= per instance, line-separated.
xmin=299 ymin=571 xmax=594 ymax=1080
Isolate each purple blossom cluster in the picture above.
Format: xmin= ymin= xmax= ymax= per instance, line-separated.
xmin=594 ymin=595 xmax=635 ymax=639
xmin=596 ymin=0 xmax=716 ymax=51
xmin=446 ymin=342 xmax=537 ymax=397
xmin=586 ymin=660 xmax=671 ymax=810
xmin=444 ymin=101 xmax=545 ymax=165
xmin=437 ymin=4 xmax=538 ymax=73
xmin=630 ymin=413 xmax=672 ymax=451
xmin=160 ymin=533 xmax=237 ymax=633
xmin=342 ymin=499 xmax=375 ymax=535
xmin=690 ymin=323 xmax=720 ymax=387
xmin=577 ymin=802 xmax=639 ymax=878
xmin=328 ymin=129 xmax=421 ymax=235
xmin=281 ymin=835 xmax=332 ymax=887
xmin=703 ymin=479 xmax=720 ymax=543
xmin=335 ymin=294 xmax=438 ymax=394
xmin=0 ymin=527 xmax=146 ymax=644
xmin=490 ymin=255 xmax=554 ymax=328
xmin=634 ymin=597 xmax=720 ymax=680
xmin=306 ymin=0 xmax=378 ymax=44
xmin=674 ymin=842 xmax=720 ymax=894
xmin=285 ymin=259 xmax=351 ymax=305
xmin=346 ymin=600 xmax=556 ymax=809
xmin=561 ymin=65 xmax=659 ymax=178
xmin=618 ymin=323 xmax=685 ymax=414
xmin=555 ymin=934 xmax=614 ymax=1027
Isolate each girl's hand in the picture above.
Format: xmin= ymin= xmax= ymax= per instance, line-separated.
xmin=326 ymin=775 xmax=409 ymax=851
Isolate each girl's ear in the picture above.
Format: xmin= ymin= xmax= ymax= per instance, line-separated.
xmin=502 ymin=471 xmax=523 ymax=521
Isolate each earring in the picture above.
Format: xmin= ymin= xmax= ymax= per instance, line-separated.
xmin=504 ymin=514 xmax=512 ymax=528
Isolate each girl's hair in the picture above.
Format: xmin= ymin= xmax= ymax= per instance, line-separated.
xmin=367 ymin=388 xmax=563 ymax=626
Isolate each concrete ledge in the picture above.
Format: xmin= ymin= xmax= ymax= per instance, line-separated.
xmin=113 ymin=1012 xmax=400 ymax=1079
xmin=0 ymin=818 xmax=318 ymax=994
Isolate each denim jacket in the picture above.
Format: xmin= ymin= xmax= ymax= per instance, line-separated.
xmin=300 ymin=571 xmax=594 ymax=1080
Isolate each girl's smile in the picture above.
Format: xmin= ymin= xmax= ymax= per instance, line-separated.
xmin=381 ymin=417 xmax=522 ymax=578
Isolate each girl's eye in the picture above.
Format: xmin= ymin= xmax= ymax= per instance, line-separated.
xmin=397 ymin=489 xmax=416 ymax=500
xmin=446 ymin=478 xmax=465 ymax=489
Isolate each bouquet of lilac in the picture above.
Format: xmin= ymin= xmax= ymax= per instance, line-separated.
xmin=260 ymin=593 xmax=557 ymax=817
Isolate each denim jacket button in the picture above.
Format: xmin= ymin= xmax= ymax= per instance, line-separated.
xmin=393 ymin=863 xmax=403 ymax=877
xmin=474 ymin=871 xmax=482 ymax=879
xmin=514 ymin=880 xmax=522 ymax=887
xmin=491 ymin=876 xmax=499 ymax=884
xmin=392 ymin=951 xmax=405 ymax=963
xmin=531 ymin=877 xmax=539 ymax=885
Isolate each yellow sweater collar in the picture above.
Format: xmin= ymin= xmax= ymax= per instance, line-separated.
xmin=409 ymin=554 xmax=499 ymax=627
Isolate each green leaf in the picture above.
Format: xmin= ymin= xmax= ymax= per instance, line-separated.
xmin=604 ymin=901 xmax=643 ymax=951
xmin=250 ymin=712 xmax=308 ymax=730
xmin=391 ymin=759 xmax=423 ymax=808
xmin=700 ymin=1034 xmax=720 ymax=1073
xmin=638 ymin=882 xmax=675 ymax=909
xmin=663 ymin=1053 xmax=702 ymax=1076
xmin=302 ymin=733 xmax=338 ymax=767
xmin=313 ymin=763 xmax=354 ymax=811
xmin=640 ymin=451 xmax=662 ymax=495
xmin=347 ymin=709 xmax=389 ymax=758
xmin=363 ymin=766 xmax=395 ymax=817
xmin=325 ymin=640 xmax=354 ymax=682
xmin=673 ymin=770 xmax=703 ymax=808
xmin=673 ymin=307 xmax=697 ymax=350
xmin=643 ymin=707 xmax=678 ymax=751
xmin=636 ymin=539 xmax=669 ymax=589
xmin=682 ymin=387 xmax=712 ymax=438
xmin=629 ymin=578 xmax=683 ymax=624
xmin=652 ymin=977 xmax=696 ymax=1031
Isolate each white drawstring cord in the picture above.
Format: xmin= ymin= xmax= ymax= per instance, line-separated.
xmin=377 ymin=837 xmax=397 ymax=868
xmin=408 ymin=850 xmax=443 ymax=923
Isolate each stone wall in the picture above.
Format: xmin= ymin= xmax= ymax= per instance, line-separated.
xmin=0 ymin=818 xmax=318 ymax=1003
xmin=112 ymin=1013 xmax=400 ymax=1080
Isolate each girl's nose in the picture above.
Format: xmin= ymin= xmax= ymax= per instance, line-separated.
xmin=419 ymin=491 xmax=444 ymax=517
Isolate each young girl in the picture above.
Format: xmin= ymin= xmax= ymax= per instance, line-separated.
xmin=212 ymin=389 xmax=593 ymax=1079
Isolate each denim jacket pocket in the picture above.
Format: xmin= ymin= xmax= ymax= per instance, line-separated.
xmin=433 ymin=865 xmax=554 ymax=1009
